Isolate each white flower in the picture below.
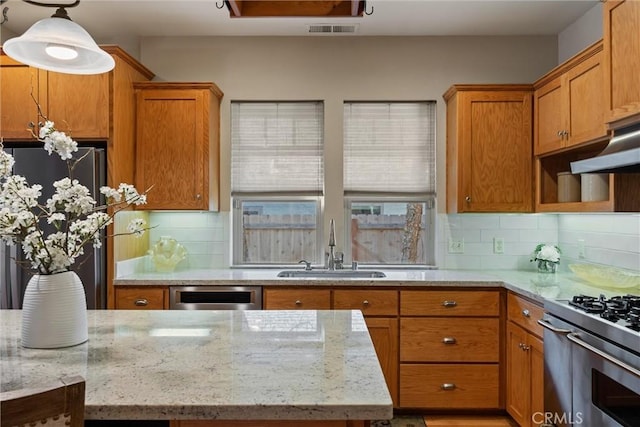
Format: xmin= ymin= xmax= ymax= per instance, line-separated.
xmin=127 ymin=218 xmax=147 ymax=237
xmin=0 ymin=119 xmax=150 ymax=275
xmin=534 ymin=244 xmax=561 ymax=263
xmin=0 ymin=150 xmax=14 ymax=178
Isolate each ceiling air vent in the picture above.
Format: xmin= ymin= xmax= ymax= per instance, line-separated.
xmin=307 ymin=24 xmax=358 ymax=34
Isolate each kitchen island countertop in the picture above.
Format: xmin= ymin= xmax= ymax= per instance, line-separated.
xmin=0 ymin=309 xmax=393 ymax=422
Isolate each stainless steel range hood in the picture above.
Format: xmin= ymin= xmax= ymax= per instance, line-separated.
xmin=570 ymin=124 xmax=640 ymax=174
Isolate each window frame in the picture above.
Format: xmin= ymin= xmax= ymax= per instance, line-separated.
xmin=343 ymin=195 xmax=436 ymax=269
xmin=231 ymin=195 xmax=324 ymax=267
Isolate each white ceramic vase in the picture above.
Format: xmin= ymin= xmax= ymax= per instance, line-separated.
xmin=21 ymin=271 xmax=88 ymax=349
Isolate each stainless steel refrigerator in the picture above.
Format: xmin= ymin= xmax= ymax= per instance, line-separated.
xmin=0 ymin=146 xmax=107 ymax=309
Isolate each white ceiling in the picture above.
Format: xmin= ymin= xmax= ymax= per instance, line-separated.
xmin=1 ymin=0 xmax=598 ymax=41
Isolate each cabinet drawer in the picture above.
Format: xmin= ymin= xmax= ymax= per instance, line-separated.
xmin=115 ymin=288 xmax=166 ymax=309
xmin=333 ymin=290 xmax=398 ymax=316
xmin=400 ymin=364 xmax=500 ymax=409
xmin=263 ymin=289 xmax=331 ymax=310
xmin=400 ymin=318 xmax=499 ymax=362
xmin=507 ymin=293 xmax=544 ymax=338
xmin=400 ymin=290 xmax=500 ymax=316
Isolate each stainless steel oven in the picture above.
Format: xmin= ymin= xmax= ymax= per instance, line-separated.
xmin=540 ymin=295 xmax=640 ymax=427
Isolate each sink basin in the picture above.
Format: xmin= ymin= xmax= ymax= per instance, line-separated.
xmin=277 ymin=270 xmax=386 ymax=278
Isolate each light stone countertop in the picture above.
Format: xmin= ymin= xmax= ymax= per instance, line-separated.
xmin=0 ymin=309 xmax=393 ymax=421
xmin=114 ymin=268 xmax=630 ymax=303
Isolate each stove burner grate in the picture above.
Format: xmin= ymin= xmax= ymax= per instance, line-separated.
xmin=569 ymin=293 xmax=640 ymax=330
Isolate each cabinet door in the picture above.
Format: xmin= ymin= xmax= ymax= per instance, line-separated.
xmin=0 ymin=55 xmax=40 ymax=140
xmin=535 ymin=77 xmax=564 ymax=155
xmin=460 ymin=91 xmax=533 ymax=212
xmin=135 ymin=88 xmax=209 ymax=210
xmin=44 ymin=71 xmax=110 ymax=139
xmin=506 ymin=322 xmax=530 ymax=427
xmin=333 ymin=289 xmax=398 ymax=316
xmin=115 ymin=288 xmax=166 ymax=309
xmin=604 ymin=0 xmax=640 ymax=125
xmin=566 ymin=50 xmax=607 ymax=147
xmin=263 ymin=288 xmax=331 ymax=309
xmin=364 ymin=317 xmax=399 ymax=406
xmin=529 ymin=334 xmax=544 ymax=427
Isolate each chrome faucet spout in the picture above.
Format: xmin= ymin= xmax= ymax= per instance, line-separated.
xmin=327 ymin=219 xmax=342 ymax=270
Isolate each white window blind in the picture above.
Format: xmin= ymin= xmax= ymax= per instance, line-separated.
xmin=231 ymin=102 xmax=324 ymax=194
xmin=343 ymin=102 xmax=436 ymax=194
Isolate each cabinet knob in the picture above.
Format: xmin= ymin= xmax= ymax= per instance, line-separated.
xmin=295 ymin=300 xmax=302 ymax=306
xmin=522 ymin=309 xmax=531 ymax=318
xmin=195 ymin=194 xmax=202 ymax=200
xmin=440 ymin=383 xmax=456 ymax=391
xmin=362 ymin=300 xmax=370 ymax=306
xmin=134 ymin=298 xmax=149 ymax=307
xmin=557 ymin=130 xmax=563 ymax=137
xmin=443 ymin=337 xmax=457 ymax=345
xmin=442 ymin=300 xmax=457 ymax=308
xmin=465 ymin=196 xmax=471 ymax=203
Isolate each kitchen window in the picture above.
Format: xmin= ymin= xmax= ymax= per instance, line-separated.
xmin=343 ymin=101 xmax=436 ymax=266
xmin=231 ymin=101 xmax=324 ymax=265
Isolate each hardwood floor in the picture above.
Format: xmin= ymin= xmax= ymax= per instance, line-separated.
xmin=424 ymin=415 xmax=518 ymax=427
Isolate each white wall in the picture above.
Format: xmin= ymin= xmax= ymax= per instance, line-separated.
xmin=558 ymin=3 xmax=603 ymax=63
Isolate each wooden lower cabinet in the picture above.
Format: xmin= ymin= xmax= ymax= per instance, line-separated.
xmin=506 ymin=293 xmax=544 ymax=427
xmin=363 ymin=316 xmax=399 ymax=406
xmin=114 ymin=287 xmax=167 ymax=309
xmin=263 ymin=288 xmax=331 ymax=309
xmin=171 ymin=420 xmax=368 ymax=427
xmin=399 ymin=289 xmax=503 ymax=410
xmin=399 ymin=364 xmax=500 ymax=409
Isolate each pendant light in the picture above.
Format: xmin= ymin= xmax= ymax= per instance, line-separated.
xmin=3 ymin=0 xmax=114 ymax=75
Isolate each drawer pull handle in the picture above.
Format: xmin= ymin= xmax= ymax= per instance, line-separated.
xmin=522 ymin=309 xmax=531 ymax=318
xmin=134 ymin=298 xmax=149 ymax=307
xmin=295 ymin=300 xmax=302 ymax=306
xmin=362 ymin=300 xmax=370 ymax=306
xmin=442 ymin=300 xmax=457 ymax=308
xmin=443 ymin=337 xmax=457 ymax=345
xmin=441 ymin=383 xmax=456 ymax=391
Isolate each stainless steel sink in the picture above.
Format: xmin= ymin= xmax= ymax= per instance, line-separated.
xmin=277 ymin=270 xmax=386 ymax=278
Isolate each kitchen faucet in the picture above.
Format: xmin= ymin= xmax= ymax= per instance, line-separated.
xmin=327 ymin=219 xmax=344 ymax=270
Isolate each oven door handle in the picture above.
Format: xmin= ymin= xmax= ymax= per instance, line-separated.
xmin=537 ymin=318 xmax=571 ymax=334
xmin=567 ymin=332 xmax=640 ymax=378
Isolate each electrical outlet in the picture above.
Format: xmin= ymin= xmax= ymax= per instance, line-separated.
xmin=493 ymin=237 xmax=504 ymax=254
xmin=578 ymin=239 xmax=586 ymax=259
xmin=448 ymin=238 xmax=464 ymax=254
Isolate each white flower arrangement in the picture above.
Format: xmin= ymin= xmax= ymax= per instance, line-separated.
xmin=531 ymin=244 xmax=562 ymax=263
xmin=0 ymin=118 xmax=149 ymax=275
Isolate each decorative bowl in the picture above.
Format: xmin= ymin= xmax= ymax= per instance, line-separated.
xmin=150 ymin=236 xmax=187 ymax=273
xmin=568 ymin=264 xmax=640 ymax=290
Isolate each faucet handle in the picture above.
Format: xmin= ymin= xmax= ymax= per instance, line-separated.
xmin=298 ymin=260 xmax=312 ymax=271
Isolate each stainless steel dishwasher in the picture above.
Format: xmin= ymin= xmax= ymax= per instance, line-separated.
xmin=169 ymin=286 xmax=262 ymax=310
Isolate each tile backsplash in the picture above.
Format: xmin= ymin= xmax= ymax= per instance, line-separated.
xmin=441 ymin=213 xmax=639 ymax=272
xmin=122 ymin=211 xmax=639 ymax=273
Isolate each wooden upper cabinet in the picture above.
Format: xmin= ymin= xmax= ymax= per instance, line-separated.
xmin=444 ymin=85 xmax=534 ymax=213
xmin=534 ymin=42 xmax=607 ymax=156
xmin=0 ymin=53 xmax=40 ymax=140
xmin=604 ymin=0 xmax=640 ymax=128
xmin=134 ymin=82 xmax=223 ymax=210
xmin=44 ymin=72 xmax=110 ymax=139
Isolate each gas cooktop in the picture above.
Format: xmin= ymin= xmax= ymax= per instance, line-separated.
xmin=545 ymin=293 xmax=640 ymax=355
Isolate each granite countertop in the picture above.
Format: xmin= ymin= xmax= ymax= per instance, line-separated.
xmin=114 ymin=268 xmax=631 ymax=303
xmin=0 ymin=310 xmax=392 ymax=421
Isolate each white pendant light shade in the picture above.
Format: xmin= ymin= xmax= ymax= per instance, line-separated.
xmin=3 ymin=16 xmax=114 ymax=75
